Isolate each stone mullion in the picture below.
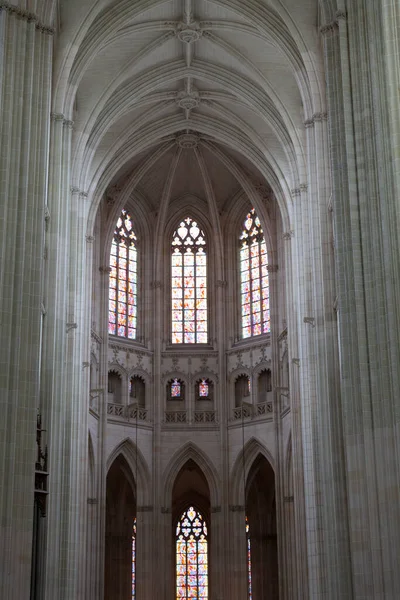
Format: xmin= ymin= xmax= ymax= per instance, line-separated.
xmin=0 ymin=12 xmax=51 ymax=597
xmin=380 ymin=2 xmax=400 ymax=409
xmin=267 ymin=245 xmax=286 ymax=599
xmin=349 ymin=3 xmax=400 ymax=594
xmin=63 ymin=187 xmax=90 ymax=598
xmin=290 ymin=168 xmax=323 ymax=597
xmin=41 ymin=115 xmax=71 ymax=599
xmin=323 ymin=16 xmax=381 ymax=597
xmin=136 ymin=508 xmax=153 ymax=599
xmin=153 ymin=281 xmax=164 ymax=599
xmin=228 ymin=507 xmax=247 ymax=600
xmin=309 ymin=115 xmax=353 ymax=598
xmin=282 ymin=235 xmax=308 ymax=600
xmin=97 ymin=257 xmax=112 ymax=600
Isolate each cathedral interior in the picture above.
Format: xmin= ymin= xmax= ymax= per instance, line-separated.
xmin=1 ymin=0 xmax=400 ymax=599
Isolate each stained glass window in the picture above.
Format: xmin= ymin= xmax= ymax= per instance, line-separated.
xmin=240 ymin=209 xmax=270 ymax=338
xmin=199 ymin=379 xmax=209 ymax=397
xmin=132 ymin=518 xmax=136 ymax=599
xmin=171 ymin=217 xmax=207 ymax=344
xmin=171 ymin=379 xmax=181 ymax=398
xmin=109 ymin=209 xmax=137 ymax=339
xmin=246 ymin=516 xmax=252 ymax=600
xmin=176 ymin=506 xmax=208 ymax=599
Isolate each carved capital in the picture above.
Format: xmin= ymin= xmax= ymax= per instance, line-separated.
xmin=66 ymin=322 xmax=78 ymax=333
xmin=99 ymin=266 xmax=112 ymax=274
xmin=283 ymin=230 xmax=294 ymax=240
xmin=0 ymin=3 xmax=54 ymax=34
xmin=291 ymin=188 xmax=301 ymax=197
xmin=86 ymin=235 xmax=95 ymax=244
xmin=229 ymin=505 xmax=245 ymax=512
xmin=303 ymin=317 xmax=315 ymax=327
xmin=267 ymin=264 xmax=279 ymax=273
xmin=137 ymin=505 xmax=154 ymax=513
xmin=151 ymin=280 xmax=163 ymax=289
xmin=63 ymin=119 xmax=74 ymax=130
xmin=50 ymin=112 xmax=64 ymax=123
xmin=211 ymin=506 xmax=221 ymax=513
xmin=216 ymin=280 xmax=227 ymax=288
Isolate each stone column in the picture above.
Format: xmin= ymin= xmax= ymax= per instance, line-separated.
xmin=0 ymin=7 xmax=53 ymax=597
xmin=323 ymin=5 xmax=400 ymax=596
xmin=282 ymin=226 xmax=308 ymax=600
xmin=291 ymin=112 xmax=352 ymax=598
xmin=227 ymin=505 xmax=247 ymax=600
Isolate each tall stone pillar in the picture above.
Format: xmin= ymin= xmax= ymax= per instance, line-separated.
xmin=323 ymin=4 xmax=400 ymax=596
xmin=292 ymin=114 xmax=352 ymax=598
xmin=0 ymin=6 xmax=53 ymax=597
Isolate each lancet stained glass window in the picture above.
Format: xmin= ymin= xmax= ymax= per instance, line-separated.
xmin=109 ymin=209 xmax=137 ymax=339
xmin=132 ymin=518 xmax=136 ymax=599
xmin=240 ymin=209 xmax=270 ymax=338
xmin=246 ymin=516 xmax=252 ymax=600
xmin=171 ymin=379 xmax=182 ymax=398
xmin=199 ymin=379 xmax=209 ymax=397
xmin=171 ymin=217 xmax=207 ymax=344
xmin=176 ymin=506 xmax=208 ymax=599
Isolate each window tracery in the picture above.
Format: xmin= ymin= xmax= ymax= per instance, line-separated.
xmin=240 ymin=209 xmax=270 ymax=338
xmin=171 ymin=217 xmax=207 ymax=344
xmin=109 ymin=209 xmax=137 ymax=339
xmin=176 ymin=506 xmax=208 ymax=599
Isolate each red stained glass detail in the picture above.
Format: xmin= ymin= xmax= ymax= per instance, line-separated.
xmin=199 ymin=379 xmax=209 ymax=397
xmin=171 ymin=379 xmax=181 ymax=397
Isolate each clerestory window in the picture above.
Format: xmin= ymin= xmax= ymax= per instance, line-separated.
xmin=239 ymin=209 xmax=270 ymax=338
xmin=108 ymin=209 xmax=138 ymax=339
xmin=171 ymin=217 xmax=207 ymax=344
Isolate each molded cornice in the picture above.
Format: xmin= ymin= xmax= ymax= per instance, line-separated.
xmin=0 ymin=1 xmax=54 ymax=33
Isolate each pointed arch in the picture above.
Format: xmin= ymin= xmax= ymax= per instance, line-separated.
xmin=107 ymin=438 xmax=151 ymax=506
xmin=162 ymin=442 xmax=220 ymax=508
xmin=230 ymin=437 xmax=275 ymax=504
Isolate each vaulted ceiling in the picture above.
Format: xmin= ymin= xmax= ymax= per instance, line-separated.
xmin=54 ymin=0 xmax=324 ymax=223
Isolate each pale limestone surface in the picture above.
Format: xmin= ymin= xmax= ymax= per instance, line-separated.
xmin=0 ymin=0 xmax=400 ymax=599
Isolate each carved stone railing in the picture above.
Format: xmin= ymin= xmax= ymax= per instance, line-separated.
xmin=164 ymin=410 xmax=217 ymax=425
xmin=255 ymin=401 xmax=273 ymax=417
xmin=194 ymin=410 xmax=217 ymax=423
xmin=231 ymin=401 xmax=273 ymax=422
xmin=107 ymin=403 xmax=149 ymax=422
xmin=164 ymin=410 xmax=187 ymax=423
xmin=126 ymin=404 xmax=148 ymax=421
